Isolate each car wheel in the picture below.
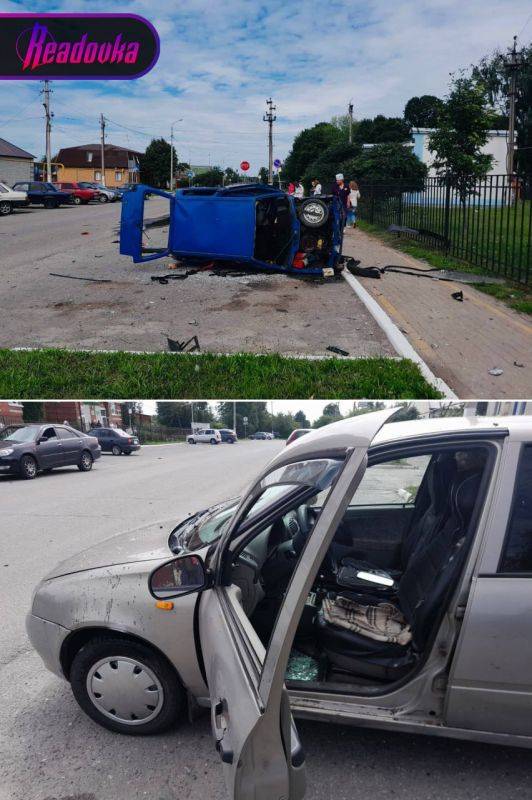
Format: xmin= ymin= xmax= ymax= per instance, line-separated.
xmin=78 ymin=450 xmax=93 ymax=472
xmin=210 ymin=438 xmax=217 ymax=445
xmin=73 ymin=196 xmax=82 ymax=205
xmin=0 ymin=200 xmax=12 ymax=216
xmin=124 ymin=451 xmax=132 ymax=455
xmin=297 ymin=198 xmax=329 ymax=228
xmin=43 ymin=198 xmax=56 ymax=209
xmin=111 ymin=444 xmax=122 ymax=456
xmin=70 ymin=637 xmax=183 ymax=735
xmin=187 ymin=438 xmax=196 ymax=444
xmin=20 ymin=455 xmax=37 ymax=479
xmin=99 ymin=194 xmax=108 ymax=203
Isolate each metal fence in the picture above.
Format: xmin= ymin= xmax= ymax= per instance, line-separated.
xmin=357 ymin=174 xmax=532 ymax=285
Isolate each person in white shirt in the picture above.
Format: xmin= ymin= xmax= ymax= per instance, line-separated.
xmin=311 ymin=178 xmax=322 ymax=195
xmin=293 ymin=180 xmax=304 ymax=199
xmin=347 ymin=180 xmax=361 ymax=227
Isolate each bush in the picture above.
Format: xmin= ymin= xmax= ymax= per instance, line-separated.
xmin=303 ymin=142 xmax=361 ymax=192
xmin=340 ymin=143 xmax=427 ymax=192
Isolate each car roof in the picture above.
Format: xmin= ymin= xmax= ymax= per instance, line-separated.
xmin=266 ymin=413 xmax=531 ymax=471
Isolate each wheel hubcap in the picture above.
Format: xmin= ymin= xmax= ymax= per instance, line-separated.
xmin=87 ymin=656 xmax=164 ymax=725
xmin=25 ymin=459 xmax=36 ymax=477
xmin=82 ymin=454 xmax=91 ymax=467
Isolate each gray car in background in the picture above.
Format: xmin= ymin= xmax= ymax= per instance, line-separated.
xmin=26 ymin=412 xmax=532 ymax=799
xmin=0 ymin=424 xmax=100 ymax=479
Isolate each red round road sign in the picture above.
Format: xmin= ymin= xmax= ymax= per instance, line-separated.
xmin=240 ymin=160 xmax=250 ymax=171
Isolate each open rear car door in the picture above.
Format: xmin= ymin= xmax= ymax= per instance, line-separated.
xmin=199 ymin=408 xmax=398 ymax=800
xmin=120 ymin=185 xmax=175 ymax=263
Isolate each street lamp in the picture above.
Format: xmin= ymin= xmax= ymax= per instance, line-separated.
xmin=169 ymin=118 xmax=183 ymax=191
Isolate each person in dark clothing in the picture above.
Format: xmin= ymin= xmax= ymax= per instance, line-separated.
xmin=332 ymin=173 xmax=349 ymax=225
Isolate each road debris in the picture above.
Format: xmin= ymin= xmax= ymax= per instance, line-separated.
xmin=166 ymin=334 xmax=200 ymax=352
xmin=327 ymin=345 xmax=350 ymax=356
xmin=488 ymin=368 xmax=504 ymax=376
xmin=451 ymin=291 xmax=464 ymax=302
xmin=49 ymin=272 xmax=112 ymax=283
xmin=514 ymin=361 xmax=525 ymax=368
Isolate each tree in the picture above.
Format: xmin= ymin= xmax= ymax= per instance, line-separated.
xmin=283 ymin=122 xmax=343 ymax=181
xmin=472 ymin=43 xmax=532 ymax=175
xmin=156 ymin=402 xmax=210 ymax=428
xmin=224 ymin=167 xmax=240 ymax=185
xmin=428 ymin=73 xmax=496 ymax=205
xmin=139 ymin=138 xmax=175 ymax=187
xmin=22 ymin=402 xmax=43 ymax=422
xmin=303 ymin=141 xmax=361 ymax=191
xmin=258 ymin=166 xmax=269 ymax=184
xmin=193 ymin=166 xmax=224 ymax=187
xmin=404 ymin=95 xmax=444 ymax=129
xmin=216 ymin=402 xmax=270 ymax=438
xmin=353 ymin=115 xmax=411 ymax=145
xmin=294 ymin=410 xmax=310 ymax=428
xmin=121 ymin=401 xmax=143 ymax=429
xmin=330 ymin=113 xmax=357 ymax=139
xmin=340 ymin=143 xmax=427 ymax=189
xmin=391 ymin=403 xmax=420 ymax=422
xmin=313 ymin=402 xmax=343 ymax=429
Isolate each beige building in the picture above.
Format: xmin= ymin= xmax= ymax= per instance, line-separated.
xmin=54 ymin=143 xmax=142 ymax=187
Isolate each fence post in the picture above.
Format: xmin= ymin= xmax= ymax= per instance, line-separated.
xmin=397 ymin=187 xmax=403 ymax=228
xmin=443 ymin=174 xmax=451 ymax=254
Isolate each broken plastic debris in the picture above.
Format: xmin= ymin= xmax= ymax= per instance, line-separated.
xmin=451 ymin=290 xmax=464 ymax=302
xmin=327 ymin=345 xmax=349 ymax=357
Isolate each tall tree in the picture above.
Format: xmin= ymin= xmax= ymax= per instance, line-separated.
xmin=404 ymin=95 xmax=444 ymax=128
xmin=428 ymin=73 xmax=496 ymax=205
xmin=303 ymin=141 xmax=361 ymax=190
xmin=193 ymin=167 xmax=224 ymax=187
xmin=156 ymin=402 xmax=210 ymax=428
xmin=139 ymin=138 xmax=176 ymax=187
xmin=340 ymin=143 xmax=427 ymax=189
xmin=472 ymin=43 xmax=532 ymax=175
xmin=353 ymin=115 xmax=411 ymax=145
xmin=216 ymin=402 xmax=270 ymax=437
xmin=22 ymin=402 xmax=43 ymax=422
xmin=283 ymin=122 xmax=343 ymax=181
xmin=294 ymin=410 xmax=310 ymax=428
xmin=258 ymin=166 xmax=269 ymax=184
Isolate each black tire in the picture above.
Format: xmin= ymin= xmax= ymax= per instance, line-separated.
xmin=43 ymin=198 xmax=57 ymax=209
xmin=0 ymin=200 xmax=12 ymax=216
xmin=297 ymin=198 xmax=329 ymax=228
xmin=124 ymin=450 xmax=132 ymax=455
xmin=187 ymin=438 xmax=196 ymax=444
xmin=111 ymin=444 xmax=122 ymax=456
xmin=210 ymin=438 xmax=217 ymax=445
xmin=73 ymin=195 xmax=82 ymax=205
xmin=20 ymin=454 xmax=38 ymax=479
xmin=78 ymin=450 xmax=93 ymax=472
xmin=70 ymin=636 xmax=183 ymax=735
xmin=99 ymin=194 xmax=109 ymax=203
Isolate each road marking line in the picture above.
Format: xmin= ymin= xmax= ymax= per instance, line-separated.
xmin=341 ymin=270 xmax=457 ymax=399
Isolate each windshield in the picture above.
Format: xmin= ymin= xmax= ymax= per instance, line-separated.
xmin=171 ymin=500 xmax=240 ymax=552
xmin=0 ymin=426 xmax=37 ymax=442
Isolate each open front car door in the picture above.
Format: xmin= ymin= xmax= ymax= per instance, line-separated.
xmin=199 ymin=408 xmax=399 ymax=800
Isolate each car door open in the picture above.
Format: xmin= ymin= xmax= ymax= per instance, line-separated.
xmin=199 ymin=408 xmax=398 ymax=800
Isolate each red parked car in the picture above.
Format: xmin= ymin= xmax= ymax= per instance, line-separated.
xmin=53 ymin=181 xmax=97 ymax=205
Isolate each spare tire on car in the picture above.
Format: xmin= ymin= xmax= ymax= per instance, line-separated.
xmin=297 ymin=198 xmax=329 ymax=228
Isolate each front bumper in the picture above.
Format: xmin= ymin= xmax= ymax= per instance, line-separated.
xmin=0 ymin=455 xmax=20 ymax=475
xmin=26 ymin=613 xmax=70 ymax=679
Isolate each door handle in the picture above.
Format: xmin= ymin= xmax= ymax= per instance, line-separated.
xmin=213 ymin=698 xmax=233 ymax=763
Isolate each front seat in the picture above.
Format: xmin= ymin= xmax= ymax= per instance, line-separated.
xmin=331 ymin=453 xmax=458 ymax=595
xmin=316 ymin=461 xmax=485 ymax=682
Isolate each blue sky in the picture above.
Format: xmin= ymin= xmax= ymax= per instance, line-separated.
xmin=0 ymin=0 xmax=530 ymax=170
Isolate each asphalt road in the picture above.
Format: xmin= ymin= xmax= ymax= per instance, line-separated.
xmin=1 ymin=442 xmax=530 ymax=800
xmin=0 ymin=200 xmax=393 ymax=357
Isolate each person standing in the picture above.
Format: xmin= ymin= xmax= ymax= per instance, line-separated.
xmin=311 ymin=178 xmax=322 ymax=195
xmin=294 ymin=180 xmax=305 ymax=199
xmin=347 ymin=180 xmax=361 ymax=227
xmin=287 ymin=181 xmax=295 ymax=195
xmin=332 ymin=173 xmax=349 ymax=224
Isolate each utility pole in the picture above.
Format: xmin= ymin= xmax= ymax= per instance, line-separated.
xmin=169 ymin=119 xmax=182 ymax=191
xmin=100 ymin=113 xmax=106 ymax=186
xmin=233 ymin=401 xmax=237 ymax=435
xmin=263 ymin=98 xmax=276 ymax=185
xmin=503 ymin=36 xmax=523 ymax=178
xmin=42 ymin=80 xmax=53 ymax=182
xmin=348 ymin=101 xmax=354 ymax=145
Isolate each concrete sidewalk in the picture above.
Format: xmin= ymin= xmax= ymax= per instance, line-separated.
xmin=342 ymin=228 xmax=532 ymax=398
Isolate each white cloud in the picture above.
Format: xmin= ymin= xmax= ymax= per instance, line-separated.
xmin=0 ymin=0 xmax=529 ymax=169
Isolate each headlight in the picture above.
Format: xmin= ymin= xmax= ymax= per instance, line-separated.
xmin=0 ymin=447 xmax=14 ymax=456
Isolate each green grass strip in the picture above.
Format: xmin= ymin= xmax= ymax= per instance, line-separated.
xmin=0 ymin=349 xmax=441 ymax=399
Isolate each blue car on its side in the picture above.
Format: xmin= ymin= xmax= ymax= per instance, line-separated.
xmin=119 ymin=183 xmax=345 ymax=276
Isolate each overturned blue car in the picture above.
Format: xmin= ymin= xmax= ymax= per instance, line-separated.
xmin=119 ymin=183 xmax=345 ymax=276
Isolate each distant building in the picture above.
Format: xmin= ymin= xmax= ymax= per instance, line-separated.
xmin=55 ymin=143 xmax=142 ymax=187
xmin=42 ymin=402 xmax=124 ymax=431
xmin=411 ymin=129 xmax=508 ymax=177
xmin=464 ymin=401 xmax=532 ymax=417
xmin=0 ymin=137 xmax=35 ymax=185
xmin=0 ymin=402 xmax=24 ymax=428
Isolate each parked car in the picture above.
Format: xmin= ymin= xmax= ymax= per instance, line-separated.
xmin=219 ymin=428 xmax=238 ymax=443
xmin=249 ymin=431 xmax=273 ymax=440
xmin=90 ymin=427 xmax=140 ymax=455
xmin=26 ymin=412 xmax=532 ymax=785
xmin=0 ymin=424 xmax=100 ymax=479
xmin=53 ymin=181 xmax=96 ymax=205
xmin=0 ymin=181 xmax=28 ymax=215
xmin=112 ymin=183 xmax=139 ymax=199
xmin=77 ymin=182 xmax=120 ymax=203
xmin=286 ymin=428 xmax=312 ymax=446
xmin=120 ymin=183 xmax=345 ymax=276
xmin=187 ymin=428 xmax=222 ymax=445
xmin=12 ymin=181 xmax=72 ymax=209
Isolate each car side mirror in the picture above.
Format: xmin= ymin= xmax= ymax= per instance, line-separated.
xmin=36 ymin=436 xmax=47 ymax=444
xmin=149 ymin=555 xmax=208 ymax=599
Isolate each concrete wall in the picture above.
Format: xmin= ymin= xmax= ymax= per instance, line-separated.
xmin=0 ymin=157 xmax=33 ymax=186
